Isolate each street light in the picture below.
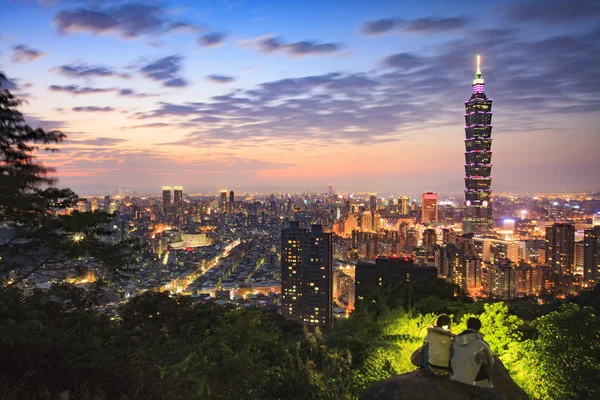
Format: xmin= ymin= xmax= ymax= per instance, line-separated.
xmin=72 ymin=233 xmax=84 ymax=242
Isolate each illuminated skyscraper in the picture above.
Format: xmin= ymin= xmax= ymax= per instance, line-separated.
xmin=399 ymin=196 xmax=409 ymax=216
xmin=219 ymin=190 xmax=227 ymax=213
xmin=463 ymin=55 xmax=493 ymax=234
xmin=281 ymin=222 xmax=332 ymax=326
xmin=162 ymin=187 xmax=171 ymax=213
xmin=546 ymin=223 xmax=575 ymax=277
xmin=328 ymin=183 xmax=334 ymax=197
xmin=173 ymin=186 xmax=183 ymax=212
xmin=421 ymin=192 xmax=438 ymax=223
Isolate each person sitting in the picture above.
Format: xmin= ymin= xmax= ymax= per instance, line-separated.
xmin=449 ymin=317 xmax=503 ymax=400
xmin=414 ymin=314 xmax=454 ymax=376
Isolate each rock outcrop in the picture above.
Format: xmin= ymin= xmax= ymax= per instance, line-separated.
xmin=361 ymin=357 xmax=529 ymax=400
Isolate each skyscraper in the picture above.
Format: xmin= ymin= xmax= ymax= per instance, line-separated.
xmin=546 ymin=223 xmax=575 ymax=277
xmin=229 ymin=190 xmax=235 ymax=213
xmin=162 ymin=187 xmax=171 ymax=213
xmin=219 ymin=190 xmax=227 ymax=213
xmin=281 ymin=222 xmax=333 ymax=326
xmin=328 ymin=183 xmax=334 ymax=197
xmin=399 ymin=196 xmax=409 ymax=216
xmin=584 ymin=226 xmax=600 ymax=284
xmin=369 ymin=193 xmax=377 ymax=212
xmin=421 ymin=192 xmax=438 ymax=223
xmin=173 ymin=186 xmax=183 ymax=212
xmin=463 ymin=55 xmax=494 ymax=234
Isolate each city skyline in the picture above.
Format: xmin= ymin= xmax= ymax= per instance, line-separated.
xmin=1 ymin=0 xmax=599 ymax=194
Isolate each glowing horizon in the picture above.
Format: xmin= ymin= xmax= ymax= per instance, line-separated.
xmin=1 ymin=0 xmax=598 ymax=195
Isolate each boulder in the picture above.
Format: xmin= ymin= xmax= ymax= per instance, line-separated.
xmin=361 ymin=357 xmax=529 ymax=400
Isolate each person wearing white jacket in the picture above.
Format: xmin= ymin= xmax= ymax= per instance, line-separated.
xmin=450 ymin=318 xmax=503 ymax=400
xmin=414 ymin=315 xmax=454 ymax=376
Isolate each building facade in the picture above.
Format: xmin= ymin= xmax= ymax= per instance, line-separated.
xmin=281 ymin=222 xmax=333 ymax=326
xmin=463 ymin=56 xmax=494 ymax=234
xmin=584 ymin=226 xmax=600 ymax=284
xmin=162 ymin=187 xmax=171 ymax=213
xmin=421 ymin=192 xmax=438 ymax=223
xmin=355 ymin=257 xmax=437 ymax=302
xmin=546 ymin=223 xmax=575 ymax=278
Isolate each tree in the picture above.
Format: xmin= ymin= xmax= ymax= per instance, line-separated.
xmin=530 ymin=303 xmax=600 ymax=400
xmin=0 ymin=74 xmax=130 ymax=290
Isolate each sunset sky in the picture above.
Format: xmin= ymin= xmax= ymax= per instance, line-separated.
xmin=1 ymin=0 xmax=599 ymax=195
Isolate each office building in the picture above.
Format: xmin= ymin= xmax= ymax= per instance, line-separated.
xmin=162 ymin=187 xmax=171 ymax=213
xmin=91 ymin=197 xmax=99 ymax=212
xmin=229 ymin=190 xmax=235 ymax=213
xmin=421 ymin=192 xmax=438 ymax=223
xmin=546 ymin=223 xmax=575 ymax=277
xmin=173 ymin=186 xmax=183 ymax=212
xmin=399 ymin=196 xmax=409 ymax=215
xmin=369 ymin=194 xmax=377 ymax=212
xmin=463 ymin=56 xmax=494 ymax=234
xmin=219 ymin=190 xmax=228 ymax=213
xmin=355 ymin=257 xmax=437 ymax=302
xmin=328 ymin=184 xmax=334 ymax=197
xmin=281 ymin=222 xmax=333 ymax=326
xmin=584 ymin=226 xmax=600 ymax=284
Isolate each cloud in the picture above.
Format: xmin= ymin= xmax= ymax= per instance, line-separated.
xmin=504 ymin=0 xmax=600 ymax=23
xmin=68 ymin=137 xmax=126 ymax=146
xmin=72 ymin=106 xmax=115 ymax=112
xmin=198 ymin=32 xmax=227 ymax=47
xmin=118 ymin=88 xmax=158 ymax=98
xmin=139 ymin=55 xmax=188 ymax=87
xmin=206 ymin=74 xmax=235 ymax=84
xmin=403 ymin=17 xmax=468 ymax=34
xmin=359 ymin=17 xmax=467 ymax=36
xmin=49 ymin=84 xmax=115 ymax=95
xmin=358 ymin=18 xmax=401 ymax=36
xmin=54 ymin=63 xmax=131 ymax=79
xmin=381 ymin=53 xmax=424 ymax=69
xmin=244 ymin=35 xmax=343 ymax=57
xmin=12 ymin=44 xmax=47 ymax=63
xmin=54 ymin=2 xmax=200 ymax=39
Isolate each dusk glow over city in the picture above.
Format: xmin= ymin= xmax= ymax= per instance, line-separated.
xmin=1 ymin=1 xmax=600 ymax=399
xmin=2 ymin=0 xmax=599 ymax=194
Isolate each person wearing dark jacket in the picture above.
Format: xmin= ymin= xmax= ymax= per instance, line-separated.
xmin=450 ymin=318 xmax=503 ymax=400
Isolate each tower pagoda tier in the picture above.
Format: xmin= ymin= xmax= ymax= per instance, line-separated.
xmin=463 ymin=56 xmax=493 ymax=234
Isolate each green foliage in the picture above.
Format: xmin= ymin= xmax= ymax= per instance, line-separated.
xmin=529 ymin=303 xmax=600 ymax=400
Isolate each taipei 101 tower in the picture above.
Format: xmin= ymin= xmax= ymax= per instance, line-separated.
xmin=463 ymin=56 xmax=493 ymax=234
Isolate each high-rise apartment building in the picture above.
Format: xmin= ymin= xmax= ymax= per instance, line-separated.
xmin=546 ymin=223 xmax=575 ymax=277
xmin=162 ymin=187 xmax=171 ymax=213
xmin=355 ymin=257 xmax=436 ymax=302
xmin=463 ymin=56 xmax=494 ymax=234
xmin=584 ymin=226 xmax=600 ymax=284
xmin=422 ymin=228 xmax=437 ymax=251
xmin=173 ymin=186 xmax=183 ymax=212
xmin=281 ymin=222 xmax=333 ymax=326
xmin=421 ymin=192 xmax=438 ymax=223
xmin=219 ymin=190 xmax=227 ymax=213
